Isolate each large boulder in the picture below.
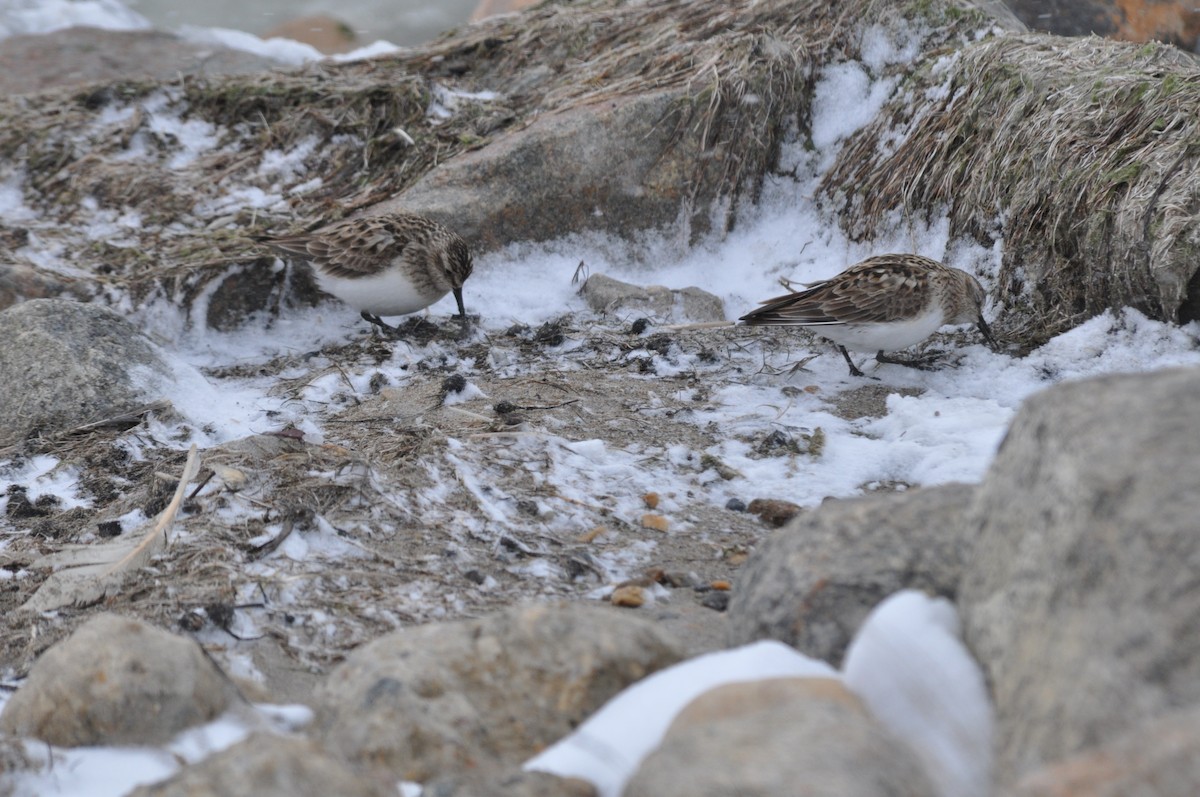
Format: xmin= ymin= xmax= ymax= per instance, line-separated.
xmin=127 ymin=734 xmax=392 ymax=797
xmin=0 ymin=27 xmax=280 ymax=96
xmin=960 ymin=367 xmax=1200 ymax=781
xmin=0 ymin=613 xmax=240 ymax=746
xmin=0 ymin=299 xmax=175 ymax=445
xmin=1006 ymin=0 xmax=1200 ymax=49
xmin=313 ymin=603 xmax=685 ymax=781
xmin=624 ymin=678 xmax=936 ymax=797
xmin=374 ymin=90 xmax=735 ymax=250
xmin=727 ymin=483 xmax=974 ymax=665
xmin=1004 ymin=704 xmax=1200 ymax=797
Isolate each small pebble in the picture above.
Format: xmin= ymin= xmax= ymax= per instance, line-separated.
xmin=210 ymin=463 xmax=247 ymax=492
xmin=611 ymin=585 xmax=646 ymax=608
xmin=629 ymin=318 xmax=651 ymax=335
xmin=701 ymin=591 xmax=730 ymax=612
xmin=640 ymin=513 xmax=669 ymax=532
xmin=660 ymin=570 xmax=703 ymax=588
xmin=578 ymin=526 xmax=605 ymax=543
xmin=643 ymin=492 xmax=660 ymax=509
xmin=725 ymin=497 xmax=747 ymax=512
xmin=710 ymin=580 xmax=732 ymax=591
xmin=441 ymin=374 xmax=467 ymax=394
xmin=747 ymin=497 xmax=803 ymax=527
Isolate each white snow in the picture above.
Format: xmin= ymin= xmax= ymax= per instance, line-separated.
xmin=428 ymin=84 xmax=505 ymax=123
xmin=0 ymin=455 xmax=91 ymax=513
xmin=0 ymin=0 xmax=149 ymax=39
xmin=0 ymin=701 xmax=313 ymax=797
xmin=844 ymin=591 xmax=993 ymax=797
xmin=0 ymin=0 xmax=400 ymax=65
xmin=526 ymin=591 xmax=991 ymax=797
xmin=524 ymin=640 xmax=837 ymax=797
xmin=176 ymin=24 xmax=324 ymax=66
xmin=0 ymin=174 xmax=37 ymax=222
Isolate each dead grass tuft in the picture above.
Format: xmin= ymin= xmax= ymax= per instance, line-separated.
xmin=822 ymin=34 xmax=1200 ymax=345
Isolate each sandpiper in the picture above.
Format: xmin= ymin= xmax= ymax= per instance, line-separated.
xmin=258 ymin=213 xmax=474 ymax=331
xmin=739 ymin=254 xmax=994 ymax=377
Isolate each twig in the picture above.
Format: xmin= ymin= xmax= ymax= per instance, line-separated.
xmin=64 ymin=400 xmax=172 ymax=435
xmin=187 ymin=471 xmax=216 ymax=501
xmin=506 ymin=399 xmax=580 ymax=411
xmin=657 ymin=320 xmax=737 ymax=331
xmin=250 ymin=519 xmax=295 ymax=559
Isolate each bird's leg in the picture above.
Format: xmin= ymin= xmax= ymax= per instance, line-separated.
xmin=451 ymin=288 xmax=475 ymax=337
xmin=838 ymin=345 xmax=868 ymax=378
xmin=977 ymin=316 xmax=998 ymax=350
xmin=361 ymin=311 xmax=397 ymax=333
xmin=875 ymin=350 xmax=944 ymax=371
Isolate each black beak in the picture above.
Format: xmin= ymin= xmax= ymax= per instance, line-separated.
xmin=977 ymin=314 xmax=996 ymax=349
xmin=453 ymin=288 xmax=466 ymax=318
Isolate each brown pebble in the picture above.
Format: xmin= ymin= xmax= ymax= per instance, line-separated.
xmin=659 ymin=570 xmax=700 ymax=588
xmin=640 ymin=513 xmax=669 ymax=532
xmin=578 ymin=526 xmax=605 ymax=543
xmin=727 ymin=552 xmax=749 ymax=567
xmin=710 ymin=580 xmax=731 ymax=591
xmin=747 ymin=498 xmax=803 ymax=527
xmin=611 ymin=585 xmax=646 ymax=607
xmin=643 ymin=492 xmax=660 ymax=509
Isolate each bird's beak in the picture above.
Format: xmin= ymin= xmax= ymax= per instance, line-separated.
xmin=453 ymin=288 xmax=466 ymax=318
xmin=977 ymin=314 xmax=996 ymax=349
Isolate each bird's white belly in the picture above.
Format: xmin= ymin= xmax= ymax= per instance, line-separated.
xmin=821 ymin=304 xmax=946 ymax=352
xmin=314 ymin=267 xmax=445 ymax=316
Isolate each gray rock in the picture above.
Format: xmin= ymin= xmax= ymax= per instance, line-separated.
xmin=0 ymin=613 xmax=240 ymax=746
xmin=0 ymin=27 xmax=281 ymax=96
xmin=960 ymin=367 xmax=1200 ymax=782
xmin=0 ymin=261 xmax=83 ymax=310
xmin=423 ymin=768 xmax=597 ymax=797
xmin=1004 ymin=704 xmax=1200 ymax=797
xmin=313 ymin=602 xmax=685 ymax=782
xmin=624 ymin=678 xmax=936 ymax=797
xmin=127 ymin=733 xmax=392 ymax=797
xmin=0 ymin=299 xmax=175 ymax=445
xmin=1005 ymin=0 xmax=1196 ymax=50
xmin=727 ymin=484 xmax=975 ymax=665
xmin=373 ymin=90 xmax=731 ymax=252
xmin=579 ymin=274 xmax=725 ymax=323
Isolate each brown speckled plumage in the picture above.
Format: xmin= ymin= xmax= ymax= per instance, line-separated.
xmin=740 ymin=254 xmax=993 ymax=376
xmin=260 ymin=213 xmax=474 ymax=330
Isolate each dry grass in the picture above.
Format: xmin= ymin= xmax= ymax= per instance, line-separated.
xmin=822 ymin=34 xmax=1200 ymax=345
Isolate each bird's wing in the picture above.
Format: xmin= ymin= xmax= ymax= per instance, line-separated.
xmin=264 ymin=218 xmax=427 ymax=279
xmin=740 ymin=261 xmax=927 ymax=326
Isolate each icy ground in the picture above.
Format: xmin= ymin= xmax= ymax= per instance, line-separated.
xmin=1 ymin=5 xmax=1199 ymax=797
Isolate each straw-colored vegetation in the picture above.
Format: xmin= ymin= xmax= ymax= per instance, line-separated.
xmin=823 ymin=34 xmax=1200 ymax=346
